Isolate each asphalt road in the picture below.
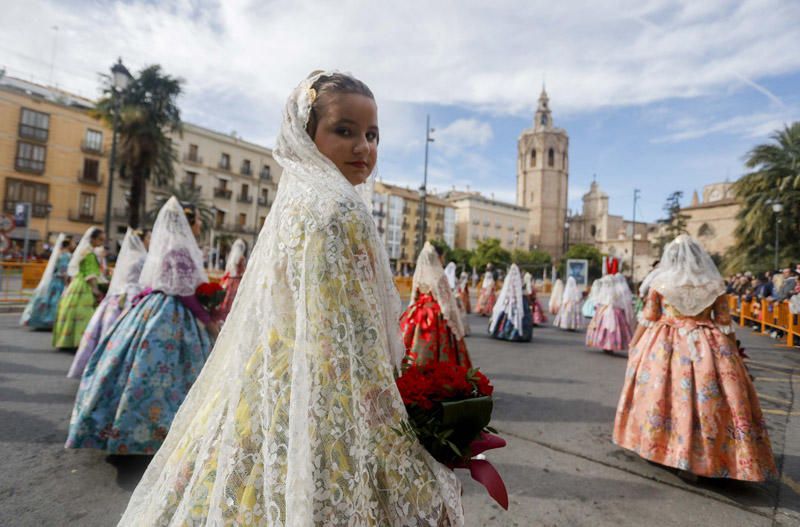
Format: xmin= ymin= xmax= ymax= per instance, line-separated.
xmin=2 ymin=307 xmax=800 ymax=526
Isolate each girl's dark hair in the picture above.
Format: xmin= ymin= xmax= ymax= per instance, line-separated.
xmin=89 ymin=228 xmax=104 ymax=240
xmin=61 ymin=238 xmax=72 ymax=249
xmin=305 ymin=72 xmax=375 ymax=139
xmin=181 ymin=202 xmax=197 ymax=225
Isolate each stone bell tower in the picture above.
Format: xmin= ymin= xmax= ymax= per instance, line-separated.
xmin=516 ymin=87 xmax=569 ymax=257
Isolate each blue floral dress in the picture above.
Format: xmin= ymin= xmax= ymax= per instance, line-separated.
xmin=21 ymin=253 xmax=71 ymax=329
xmin=65 ymin=291 xmax=212 ymax=455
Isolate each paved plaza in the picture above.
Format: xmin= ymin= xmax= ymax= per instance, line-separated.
xmin=2 ymin=309 xmax=800 ymax=526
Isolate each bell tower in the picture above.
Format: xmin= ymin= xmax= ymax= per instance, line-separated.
xmin=516 ymin=87 xmax=569 ymax=257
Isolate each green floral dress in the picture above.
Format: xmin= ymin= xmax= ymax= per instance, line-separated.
xmin=53 ymin=252 xmax=101 ymax=349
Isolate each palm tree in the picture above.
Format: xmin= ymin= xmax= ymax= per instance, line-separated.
xmin=145 ymin=184 xmax=215 ymax=233
xmin=95 ymin=65 xmax=183 ymax=228
xmin=727 ymin=122 xmax=800 ymax=272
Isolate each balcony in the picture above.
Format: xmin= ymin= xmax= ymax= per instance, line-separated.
xmin=237 ymin=194 xmax=253 ymax=204
xmin=471 ymin=219 xmax=479 ymax=225
xmin=77 ymin=169 xmax=103 ymax=186
xmin=69 ymin=209 xmax=99 ymax=223
xmin=183 ymin=152 xmax=203 ymax=165
xmin=15 ymin=157 xmax=45 ymax=174
xmin=4 ymin=200 xmax=49 ymax=218
xmin=180 ymin=182 xmax=202 ymax=194
xmin=483 ymin=220 xmax=490 ymax=227
xmin=259 ymin=167 xmax=272 ymax=181
xmin=18 ymin=124 xmax=48 ymax=142
xmin=214 ymin=188 xmax=232 ymax=199
xmin=257 ymin=196 xmax=268 ymax=206
xmin=81 ymin=140 xmax=104 ymax=155
xmin=240 ymin=165 xmax=253 ymax=176
xmin=217 ymin=160 xmax=232 ymax=172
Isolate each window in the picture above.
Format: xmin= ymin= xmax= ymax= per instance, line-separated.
xmin=260 ymin=216 xmax=266 ymax=226
xmin=548 ymin=148 xmax=555 ymax=167
xmin=540 ymin=114 xmax=548 ymax=127
xmin=19 ymin=108 xmax=49 ymax=142
xmin=261 ymin=165 xmax=271 ymax=180
xmin=698 ymin=223 xmax=714 ymax=238
xmin=189 ymin=144 xmax=199 ymax=160
xmin=79 ymin=192 xmax=96 ymax=219
xmin=530 ymin=149 xmax=536 ymax=167
xmin=15 ymin=141 xmax=46 ymax=173
xmin=185 ymin=171 xmax=197 ymax=186
xmin=215 ymin=210 xmax=226 ymax=228
xmin=241 ymin=159 xmax=251 ymax=175
xmin=562 ymin=152 xmax=567 ymax=169
xmin=238 ymin=213 xmax=247 ymax=225
xmin=83 ymin=129 xmax=103 ymax=153
xmin=220 ymin=153 xmax=231 ymax=170
xmin=219 ymin=179 xmax=228 ymax=190
xmin=81 ymin=158 xmax=100 ymax=183
xmin=241 ymin=183 xmax=249 ymax=198
xmin=590 ymin=225 xmax=597 ymax=237
xmin=4 ymin=178 xmax=49 ymax=217
xmin=261 ymin=188 xmax=268 ymax=200
xmin=530 ymin=191 xmax=534 ymax=202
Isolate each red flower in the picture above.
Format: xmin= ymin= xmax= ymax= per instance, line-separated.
xmin=196 ymin=282 xmax=222 ymax=297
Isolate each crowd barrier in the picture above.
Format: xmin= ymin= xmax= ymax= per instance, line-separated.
xmin=728 ymin=294 xmax=800 ymax=347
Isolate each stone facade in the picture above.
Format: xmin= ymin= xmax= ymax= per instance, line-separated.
xmin=0 ymin=74 xmax=111 ymax=252
xmin=372 ymin=181 xmax=455 ymax=273
xmin=516 ymin=88 xmax=569 ymax=257
xmin=441 ymin=190 xmax=529 ymax=252
xmin=680 ymin=182 xmax=739 ymax=257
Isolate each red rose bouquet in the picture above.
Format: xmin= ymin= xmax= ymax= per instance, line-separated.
xmin=396 ymin=362 xmax=508 ymax=509
xmin=195 ymin=282 xmax=225 ymax=314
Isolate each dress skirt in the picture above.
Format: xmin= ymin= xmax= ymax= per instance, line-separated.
xmin=553 ymin=300 xmax=583 ymax=330
xmin=21 ymin=275 xmax=67 ymax=330
xmin=67 ymin=293 xmax=124 ymax=379
xmin=401 ymin=292 xmax=472 ymax=368
xmin=490 ymin=297 xmax=533 ymax=342
xmin=52 ymin=278 xmax=98 ymax=348
xmin=474 ymin=288 xmax=496 ymax=316
xmin=613 ymin=316 xmax=776 ymax=481
xmin=66 ymin=292 xmax=212 ymax=455
xmin=586 ymin=304 xmax=633 ymax=352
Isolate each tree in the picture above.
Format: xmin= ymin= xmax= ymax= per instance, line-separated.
xmin=95 ymin=65 xmax=183 ymax=228
xmin=559 ymin=243 xmax=603 ymax=281
xmin=511 ymin=248 xmax=552 ymax=276
xmin=652 ymin=191 xmax=689 ymax=254
xmin=468 ymin=238 xmax=511 ymax=271
xmin=726 ymin=122 xmax=800 ymax=273
xmin=145 ymin=184 xmax=215 ymax=233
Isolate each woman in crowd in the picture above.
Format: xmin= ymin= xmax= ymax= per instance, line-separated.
xmin=548 ymin=277 xmax=564 ymax=316
xmin=67 ymin=228 xmax=149 ymax=379
xmin=218 ymin=238 xmax=247 ymax=322
xmin=474 ymin=263 xmax=497 ymax=316
xmin=553 ymin=276 xmax=583 ymax=331
xmin=116 ymin=71 xmax=463 ymax=526
xmin=52 ymin=227 xmax=106 ymax=349
xmin=524 ymin=271 xmax=547 ymax=326
xmin=585 ymin=275 xmax=633 ymax=354
xmin=458 ymin=270 xmax=472 ymax=315
xmin=490 ymin=264 xmax=533 ymax=342
xmin=20 ymin=234 xmax=73 ymax=330
xmin=614 ymin=235 xmax=775 ymax=482
xmin=401 ymin=241 xmax=471 ymax=368
xmin=66 ymin=198 xmax=217 ymax=455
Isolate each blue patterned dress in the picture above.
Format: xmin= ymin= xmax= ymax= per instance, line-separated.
xmin=65 ymin=291 xmax=212 ymax=455
xmin=20 ymin=253 xmax=71 ymax=329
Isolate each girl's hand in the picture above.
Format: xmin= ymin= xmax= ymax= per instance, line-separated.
xmin=206 ymin=320 xmax=220 ymax=338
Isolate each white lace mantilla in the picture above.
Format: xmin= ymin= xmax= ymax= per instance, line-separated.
xmin=118 ymin=71 xmax=463 ymax=527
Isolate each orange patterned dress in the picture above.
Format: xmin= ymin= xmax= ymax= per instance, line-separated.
xmin=613 ymin=289 xmax=776 ymax=481
xmin=400 ymin=291 xmax=472 ymax=369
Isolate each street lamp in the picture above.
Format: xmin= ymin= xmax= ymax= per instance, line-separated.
xmin=103 ymin=58 xmax=132 ymax=246
xmin=417 ymin=115 xmax=435 ymax=257
xmin=563 ymin=221 xmax=570 ymax=254
xmin=771 ymin=201 xmax=783 ymax=269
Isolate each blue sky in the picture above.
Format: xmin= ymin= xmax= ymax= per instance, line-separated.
xmin=1 ymin=0 xmax=798 ymax=222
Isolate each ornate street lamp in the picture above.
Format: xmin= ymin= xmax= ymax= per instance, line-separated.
xmin=771 ymin=201 xmax=783 ymax=269
xmin=103 ymin=58 xmax=132 ymax=244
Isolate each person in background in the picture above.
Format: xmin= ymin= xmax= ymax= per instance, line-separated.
xmin=20 ymin=234 xmax=74 ymax=330
xmin=218 ymin=238 xmax=248 ymax=322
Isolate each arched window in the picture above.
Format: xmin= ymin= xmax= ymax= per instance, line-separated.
xmin=530 ymin=149 xmax=536 ymax=167
xmin=562 ymin=153 xmax=567 ymax=169
xmin=698 ymin=223 xmax=714 ymax=238
xmin=590 ymin=225 xmax=597 ymax=237
xmin=548 ymin=148 xmax=555 ymax=167
xmin=530 ymin=191 xmax=534 ymax=202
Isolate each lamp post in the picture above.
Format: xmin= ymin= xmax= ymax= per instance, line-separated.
xmin=44 ymin=203 xmax=53 ymax=245
xmin=103 ymin=58 xmax=132 ymax=246
xmin=772 ymin=202 xmax=783 ymax=269
xmin=631 ymin=188 xmax=640 ymax=281
xmin=417 ymin=115 xmax=435 ymax=257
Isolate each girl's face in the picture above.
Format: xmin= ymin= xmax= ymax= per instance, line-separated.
xmin=143 ymin=232 xmax=151 ymax=250
xmin=312 ymin=93 xmax=379 ymax=186
xmin=91 ymin=232 xmax=105 ymax=247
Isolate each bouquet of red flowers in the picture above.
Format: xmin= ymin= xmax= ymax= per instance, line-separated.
xmin=195 ymin=282 xmax=225 ymax=313
xmin=396 ymin=362 xmax=508 ymax=509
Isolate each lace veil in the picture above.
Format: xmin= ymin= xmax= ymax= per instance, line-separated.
xmin=481 ymin=270 xmax=495 ymax=290
xmin=649 ymin=234 xmax=725 ymax=316
xmin=107 ymin=228 xmax=147 ymax=297
xmin=549 ymin=278 xmax=564 ymax=311
xmin=225 ymin=238 xmax=247 ymax=277
xmin=119 ymin=71 xmax=463 ymax=527
xmin=490 ymin=263 xmax=525 ymax=333
xmin=32 ymin=233 xmax=66 ymax=294
xmin=412 ymin=242 xmax=466 ymax=340
xmin=138 ymin=197 xmax=207 ymax=296
xmin=561 ymin=276 xmax=582 ymax=304
xmin=444 ymin=261 xmax=457 ymax=290
xmin=67 ymin=226 xmax=100 ymax=277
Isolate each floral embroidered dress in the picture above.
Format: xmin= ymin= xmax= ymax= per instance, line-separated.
xmin=66 ymin=199 xmax=212 ymax=455
xmin=21 ymin=234 xmax=71 ymax=330
xmin=613 ymin=235 xmax=775 ymax=481
xmin=53 ymin=231 xmax=103 ymax=349
xmin=553 ymin=276 xmax=583 ymax=330
xmin=67 ymin=228 xmax=147 ymax=380
xmin=490 ymin=264 xmax=533 ymax=342
xmin=586 ymin=276 xmax=633 ymax=352
xmin=524 ymin=272 xmax=547 ymax=326
xmin=474 ymin=270 xmax=496 ymax=316
xmin=116 ymin=73 xmax=463 ymax=526
xmin=401 ymin=242 xmax=471 ymax=369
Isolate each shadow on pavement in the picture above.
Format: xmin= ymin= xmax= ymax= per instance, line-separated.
xmin=0 ymin=408 xmax=66 ymax=444
xmin=106 ymin=455 xmax=152 ymax=491
xmin=493 ymin=391 xmax=615 ymax=423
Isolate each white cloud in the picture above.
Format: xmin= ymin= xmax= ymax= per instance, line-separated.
xmin=651 ymin=111 xmax=797 ymax=143
xmin=433 ymin=119 xmax=494 ymax=157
